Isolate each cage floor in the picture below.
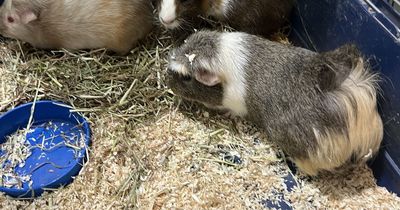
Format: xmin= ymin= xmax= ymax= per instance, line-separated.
xmin=1 ymin=30 xmax=399 ymax=209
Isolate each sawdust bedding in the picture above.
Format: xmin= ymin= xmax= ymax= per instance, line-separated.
xmin=0 ymin=29 xmax=400 ymax=210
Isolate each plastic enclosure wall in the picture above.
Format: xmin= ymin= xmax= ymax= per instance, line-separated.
xmin=289 ymin=0 xmax=400 ymax=195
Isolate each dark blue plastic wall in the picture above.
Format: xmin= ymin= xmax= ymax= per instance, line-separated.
xmin=290 ymin=0 xmax=400 ymax=195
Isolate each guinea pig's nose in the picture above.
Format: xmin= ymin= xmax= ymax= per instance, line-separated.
xmin=160 ymin=17 xmax=175 ymax=25
xmin=167 ymin=68 xmax=179 ymax=77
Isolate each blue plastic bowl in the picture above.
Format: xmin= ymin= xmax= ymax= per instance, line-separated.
xmin=0 ymin=101 xmax=91 ymax=198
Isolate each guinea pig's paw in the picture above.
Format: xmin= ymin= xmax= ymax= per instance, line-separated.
xmin=223 ymin=111 xmax=236 ymax=119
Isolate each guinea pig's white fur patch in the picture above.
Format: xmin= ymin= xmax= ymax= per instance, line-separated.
xmin=217 ymin=32 xmax=249 ymax=116
xmin=159 ymin=0 xmax=180 ymax=28
xmin=168 ymin=60 xmax=189 ymax=75
xmin=294 ymin=59 xmax=383 ymax=175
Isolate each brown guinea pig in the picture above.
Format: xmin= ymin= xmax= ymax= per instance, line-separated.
xmin=156 ymin=0 xmax=295 ymax=37
xmin=166 ymin=31 xmax=383 ymax=176
xmin=0 ymin=0 xmax=153 ymax=54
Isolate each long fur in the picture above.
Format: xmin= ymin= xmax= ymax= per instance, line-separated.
xmin=295 ymin=59 xmax=383 ymax=175
xmin=167 ymin=31 xmax=383 ymax=175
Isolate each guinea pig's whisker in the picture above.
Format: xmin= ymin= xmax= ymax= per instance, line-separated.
xmin=154 ymin=15 xmax=163 ymax=26
xmin=181 ymin=19 xmax=193 ymax=28
xmin=178 ymin=19 xmax=196 ymax=32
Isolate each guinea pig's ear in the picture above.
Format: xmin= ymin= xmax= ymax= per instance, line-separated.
xmin=5 ymin=9 xmax=37 ymax=25
xmin=194 ymin=69 xmax=221 ymax=86
xmin=19 ymin=10 xmax=37 ymax=24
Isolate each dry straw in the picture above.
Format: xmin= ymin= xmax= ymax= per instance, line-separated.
xmin=0 ymin=28 xmax=399 ymax=209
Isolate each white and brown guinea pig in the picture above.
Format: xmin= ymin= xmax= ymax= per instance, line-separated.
xmin=166 ymin=31 xmax=383 ymax=176
xmin=0 ymin=0 xmax=153 ymax=54
xmin=157 ymin=0 xmax=295 ymax=37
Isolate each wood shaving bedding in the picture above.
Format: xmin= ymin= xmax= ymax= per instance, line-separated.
xmin=0 ymin=30 xmax=399 ymax=209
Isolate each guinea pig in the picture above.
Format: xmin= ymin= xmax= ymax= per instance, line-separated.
xmin=156 ymin=0 xmax=295 ymax=37
xmin=166 ymin=31 xmax=383 ymax=176
xmin=0 ymin=0 xmax=153 ymax=54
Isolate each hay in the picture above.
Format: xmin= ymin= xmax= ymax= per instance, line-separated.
xmin=0 ymin=29 xmax=400 ymax=209
xmin=0 ymin=128 xmax=33 ymax=189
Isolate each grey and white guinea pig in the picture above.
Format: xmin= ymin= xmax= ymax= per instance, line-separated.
xmin=0 ymin=0 xmax=153 ymax=54
xmin=166 ymin=31 xmax=383 ymax=176
xmin=157 ymin=0 xmax=295 ymax=37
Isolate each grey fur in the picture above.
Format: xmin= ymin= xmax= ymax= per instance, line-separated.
xmin=167 ymin=32 xmax=223 ymax=106
xmin=167 ymin=31 xmax=381 ymax=172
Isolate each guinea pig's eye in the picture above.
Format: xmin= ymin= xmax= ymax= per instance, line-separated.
xmin=181 ymin=74 xmax=192 ymax=81
xmin=7 ymin=16 xmax=15 ymax=23
xmin=180 ymin=0 xmax=192 ymax=3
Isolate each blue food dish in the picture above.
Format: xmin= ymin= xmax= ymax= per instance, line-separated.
xmin=0 ymin=100 xmax=91 ymax=198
